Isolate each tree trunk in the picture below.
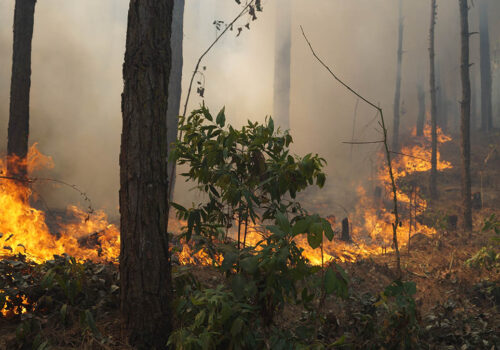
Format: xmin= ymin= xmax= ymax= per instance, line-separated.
xmin=459 ymin=0 xmax=473 ymax=231
xmin=167 ymin=0 xmax=185 ymax=201
xmin=341 ymin=217 xmax=350 ymax=242
xmin=392 ymin=0 xmax=404 ymax=151
xmin=416 ymin=83 xmax=425 ymax=136
xmin=429 ymin=0 xmax=438 ymax=199
xmin=120 ymin=1 xmax=173 ymax=348
xmin=273 ymin=0 xmax=292 ymax=131
xmin=479 ymin=0 xmax=493 ymax=131
xmin=7 ymin=0 xmax=37 ymax=178
xmin=437 ymin=68 xmax=449 ymax=132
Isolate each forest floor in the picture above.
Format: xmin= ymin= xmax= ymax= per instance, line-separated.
xmin=0 ymin=130 xmax=499 ymax=349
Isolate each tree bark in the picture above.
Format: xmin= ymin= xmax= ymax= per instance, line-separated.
xmin=429 ymin=0 xmax=438 ymax=199
xmin=120 ymin=1 xmax=173 ymax=348
xmin=459 ymin=0 xmax=473 ymax=231
xmin=416 ymin=83 xmax=425 ymax=136
xmin=7 ymin=0 xmax=37 ymax=178
xmin=392 ymin=0 xmax=404 ymax=151
xmin=479 ymin=0 xmax=493 ymax=131
xmin=273 ymin=0 xmax=292 ymax=131
xmin=166 ymin=0 xmax=185 ymax=201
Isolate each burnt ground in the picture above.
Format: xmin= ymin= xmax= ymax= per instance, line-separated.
xmin=0 ymin=130 xmax=499 ymax=349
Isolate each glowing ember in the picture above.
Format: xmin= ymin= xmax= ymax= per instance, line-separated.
xmin=0 ymin=292 xmax=29 ymax=318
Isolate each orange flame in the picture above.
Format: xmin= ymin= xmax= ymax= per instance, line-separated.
xmin=0 ymin=144 xmax=119 ymax=263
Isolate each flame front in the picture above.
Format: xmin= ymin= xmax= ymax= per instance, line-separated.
xmin=0 ymin=144 xmax=120 ymax=263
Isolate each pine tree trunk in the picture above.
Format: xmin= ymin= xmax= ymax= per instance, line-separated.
xmin=392 ymin=0 xmax=404 ymax=151
xmin=479 ymin=0 xmax=493 ymax=131
xmin=416 ymin=83 xmax=425 ymax=136
xmin=167 ymin=0 xmax=185 ymax=201
xmin=7 ymin=0 xmax=37 ymax=178
xmin=273 ymin=0 xmax=292 ymax=131
xmin=120 ymin=1 xmax=173 ymax=348
xmin=429 ymin=0 xmax=438 ymax=200
xmin=459 ymin=0 xmax=473 ymax=231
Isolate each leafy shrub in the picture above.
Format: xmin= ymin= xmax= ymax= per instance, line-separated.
xmin=377 ymin=280 xmax=419 ymax=349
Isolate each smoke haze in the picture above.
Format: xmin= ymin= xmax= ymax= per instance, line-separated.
xmin=1 ymin=0 xmax=499 ymax=218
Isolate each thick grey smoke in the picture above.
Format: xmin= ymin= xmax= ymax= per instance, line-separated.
xmin=1 ymin=0 xmax=499 ymax=218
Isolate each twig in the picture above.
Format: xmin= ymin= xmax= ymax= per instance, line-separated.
xmin=301 ymin=26 xmax=401 ymax=277
xmin=342 ymin=140 xmax=384 ymax=145
xmin=390 ymin=151 xmax=430 ymax=163
xmin=0 ymin=175 xmax=94 ymax=216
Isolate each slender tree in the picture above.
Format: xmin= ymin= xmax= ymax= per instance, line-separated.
xmin=416 ymin=83 xmax=425 ymax=136
xmin=392 ymin=0 xmax=404 ymax=150
xmin=120 ymin=1 xmax=173 ymax=348
xmin=479 ymin=0 xmax=493 ymax=131
xmin=167 ymin=0 xmax=185 ymax=201
xmin=273 ymin=0 xmax=292 ymax=131
xmin=459 ymin=0 xmax=473 ymax=231
xmin=7 ymin=0 xmax=37 ymax=178
xmin=429 ymin=0 xmax=438 ymax=199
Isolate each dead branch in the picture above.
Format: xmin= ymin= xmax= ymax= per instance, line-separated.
xmin=301 ymin=26 xmax=401 ymax=277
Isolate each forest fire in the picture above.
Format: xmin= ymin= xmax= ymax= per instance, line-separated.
xmin=0 ymin=125 xmax=453 ymax=269
xmin=0 ymin=144 xmax=120 ymax=264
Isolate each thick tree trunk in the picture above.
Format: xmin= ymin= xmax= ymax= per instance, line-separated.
xmin=7 ymin=0 xmax=37 ymax=178
xmin=429 ymin=0 xmax=438 ymax=199
xmin=416 ymin=83 xmax=425 ymax=136
xmin=120 ymin=1 xmax=173 ymax=348
xmin=479 ymin=0 xmax=493 ymax=131
xmin=459 ymin=0 xmax=473 ymax=231
xmin=392 ymin=0 xmax=404 ymax=151
xmin=167 ymin=0 xmax=185 ymax=201
xmin=273 ymin=0 xmax=292 ymax=131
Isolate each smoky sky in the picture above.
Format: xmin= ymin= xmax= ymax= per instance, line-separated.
xmin=1 ymin=0 xmax=499 ymax=218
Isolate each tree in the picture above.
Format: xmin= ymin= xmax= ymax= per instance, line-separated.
xmin=119 ymin=1 xmax=173 ymax=348
xmin=392 ymin=0 xmax=404 ymax=150
xmin=273 ymin=0 xmax=292 ymax=131
xmin=459 ymin=0 xmax=473 ymax=231
xmin=167 ymin=0 xmax=185 ymax=201
xmin=416 ymin=83 xmax=425 ymax=136
xmin=479 ymin=0 xmax=493 ymax=131
xmin=7 ymin=0 xmax=37 ymax=178
xmin=429 ymin=0 xmax=438 ymax=199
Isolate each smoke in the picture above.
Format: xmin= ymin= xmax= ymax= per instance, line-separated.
xmin=1 ymin=0 xmax=499 ymax=218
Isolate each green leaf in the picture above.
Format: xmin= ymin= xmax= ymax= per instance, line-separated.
xmin=307 ymin=231 xmax=322 ymax=249
xmin=60 ymin=304 xmax=68 ymax=324
xmin=231 ymin=317 xmax=244 ymax=337
xmin=194 ymin=310 xmax=206 ymax=328
xmin=276 ymin=211 xmax=291 ymax=233
xmin=216 ymin=107 xmax=226 ymax=127
xmin=322 ymin=219 xmax=335 ymax=241
xmin=292 ymin=218 xmax=310 ymax=236
xmin=231 ymin=274 xmax=246 ymax=297
xmin=240 ymin=256 xmax=259 ymax=274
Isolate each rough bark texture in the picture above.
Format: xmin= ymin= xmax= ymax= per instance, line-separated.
xmin=7 ymin=0 xmax=37 ymax=178
xmin=120 ymin=1 xmax=173 ymax=348
xmin=429 ymin=0 xmax=438 ymax=199
xmin=273 ymin=0 xmax=292 ymax=131
xmin=479 ymin=0 xmax=493 ymax=131
xmin=166 ymin=0 xmax=185 ymax=201
xmin=392 ymin=0 xmax=404 ymax=151
xmin=459 ymin=0 xmax=473 ymax=231
xmin=416 ymin=83 xmax=425 ymax=136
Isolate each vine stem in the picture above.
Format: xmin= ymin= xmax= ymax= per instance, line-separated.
xmin=168 ymin=1 xmax=255 ymax=199
xmin=300 ymin=26 xmax=401 ymax=277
